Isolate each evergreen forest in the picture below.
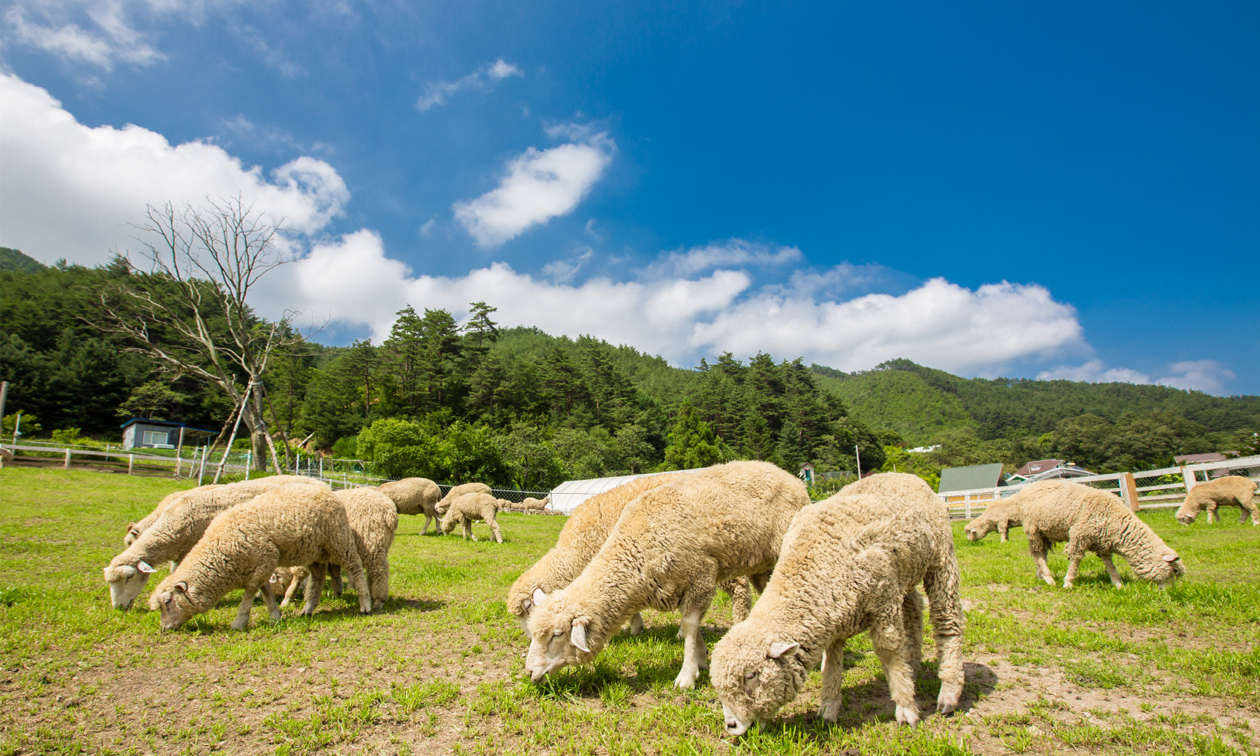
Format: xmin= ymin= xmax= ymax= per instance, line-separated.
xmin=3 ymin=247 xmax=1256 ymax=490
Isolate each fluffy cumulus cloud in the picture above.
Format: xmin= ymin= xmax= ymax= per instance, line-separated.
xmin=416 ymin=59 xmax=524 ymax=111
xmin=453 ymin=128 xmax=615 ymax=247
xmin=1036 ymin=358 xmax=1236 ymax=395
xmin=254 ymin=233 xmax=1092 ymax=379
xmin=0 ymin=73 xmax=348 ymax=265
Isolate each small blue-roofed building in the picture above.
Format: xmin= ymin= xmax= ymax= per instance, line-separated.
xmin=120 ymin=418 xmax=216 ymax=451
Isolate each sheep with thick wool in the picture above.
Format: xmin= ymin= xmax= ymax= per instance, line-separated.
xmin=965 ymin=499 xmax=1023 ymax=543
xmin=334 ymin=487 xmax=398 ymax=610
xmin=525 ymin=460 xmax=810 ymax=690
xmin=435 ymin=482 xmax=492 ymax=518
xmin=712 ymin=473 xmax=965 ymax=734
xmin=1175 ymin=475 xmax=1258 ymax=526
xmin=508 ymin=473 xmax=752 ymax=637
xmin=1018 ymin=480 xmax=1185 ymax=588
xmin=104 ymin=477 xmax=330 ymax=610
xmin=124 ymin=476 xmax=317 ymax=545
xmin=440 ymin=492 xmax=504 ymax=543
xmin=378 ymin=477 xmax=443 ymax=534
xmin=149 ymin=484 xmax=371 ymax=630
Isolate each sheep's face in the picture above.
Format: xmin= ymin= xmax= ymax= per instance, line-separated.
xmin=269 ymin=568 xmax=295 ymax=596
xmin=1148 ymin=550 xmax=1186 ymax=588
xmin=1174 ymin=504 xmax=1197 ymax=525
xmin=524 ymin=592 xmax=594 ymax=681
xmin=512 ymin=587 xmax=547 ymax=635
xmin=152 ymin=582 xmax=196 ymax=631
xmin=711 ymin=628 xmax=808 ymax=736
xmin=103 ymin=561 xmax=156 ymax=610
xmin=964 ymin=520 xmax=994 ymax=542
xmin=123 ymin=522 xmax=142 ymax=546
xmin=439 ymin=515 xmax=459 ymax=535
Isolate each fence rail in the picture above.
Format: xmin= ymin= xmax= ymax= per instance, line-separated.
xmin=938 ymin=455 xmax=1260 ymax=520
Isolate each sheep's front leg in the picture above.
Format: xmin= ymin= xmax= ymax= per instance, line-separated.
xmin=463 ymin=521 xmax=475 ymax=541
xmin=1206 ymin=504 xmax=1218 ymax=525
xmin=488 ymin=516 xmax=503 ymax=544
xmin=329 ymin=564 xmax=343 ymax=596
xmin=901 ymin=589 xmax=924 ymax=679
xmin=675 ymin=580 xmax=716 ymax=689
xmin=924 ymin=562 xmax=965 ymax=716
xmin=869 ymin=604 xmax=917 ymax=726
xmin=628 ymin=613 xmax=645 ymax=636
xmin=421 ymin=513 xmax=435 ymax=535
xmin=818 ymin=636 xmax=847 ymax=722
xmin=302 ymin=563 xmax=327 ymax=616
xmin=281 ymin=574 xmax=302 ymax=608
xmin=1099 ymin=553 xmax=1124 ymax=588
xmin=231 ymin=587 xmax=259 ymax=631
xmin=1027 ymin=532 xmax=1055 ymax=586
xmin=723 ymin=577 xmax=751 ymax=623
xmin=998 ymin=521 xmax=1009 ymax=543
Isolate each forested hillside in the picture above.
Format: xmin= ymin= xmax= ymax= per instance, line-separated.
xmin=3 ymin=248 xmax=1256 ymax=487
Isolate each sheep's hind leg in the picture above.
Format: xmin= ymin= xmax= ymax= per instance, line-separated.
xmin=902 ymin=588 xmax=924 ymax=679
xmin=1028 ymin=532 xmax=1055 ymax=586
xmin=1099 ymin=553 xmax=1124 ymax=588
xmin=924 ymin=561 xmax=965 ymax=716
xmin=870 ymin=604 xmax=918 ymax=726
xmin=674 ymin=580 xmax=716 ymax=689
xmin=818 ymin=636 xmax=847 ymax=723
xmin=301 ymin=563 xmax=327 ymax=616
xmin=260 ymin=581 xmax=282 ymax=621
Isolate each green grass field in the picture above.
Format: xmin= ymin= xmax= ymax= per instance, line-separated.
xmin=1 ymin=468 xmax=1257 ymax=755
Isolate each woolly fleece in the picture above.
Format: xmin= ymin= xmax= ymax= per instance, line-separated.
xmin=1175 ymin=475 xmax=1258 ymax=526
xmin=379 ymin=477 xmax=442 ymax=533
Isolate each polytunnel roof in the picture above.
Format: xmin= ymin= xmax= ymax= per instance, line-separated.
xmin=548 ymin=467 xmax=708 ymax=514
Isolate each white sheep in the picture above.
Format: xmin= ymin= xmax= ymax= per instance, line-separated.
xmin=434 ymin=482 xmax=492 ymax=518
xmin=524 ymin=460 xmax=810 ymax=690
xmin=440 ymin=492 xmax=504 ymax=543
xmin=1017 ymin=480 xmax=1185 ymax=588
xmin=508 ymin=473 xmax=752 ymax=636
xmin=124 ymin=475 xmax=322 ymax=545
xmin=711 ymin=473 xmax=965 ymax=734
xmin=334 ymin=487 xmax=398 ymax=610
xmin=1175 ymin=475 xmax=1259 ymax=526
xmin=964 ymin=498 xmax=1023 ymax=543
xmin=149 ymin=484 xmax=372 ymax=630
xmin=378 ymin=477 xmax=443 ymax=534
xmin=521 ymin=494 xmax=551 ymax=511
xmin=104 ymin=477 xmax=327 ymax=610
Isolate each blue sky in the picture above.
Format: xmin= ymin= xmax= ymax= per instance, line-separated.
xmin=2 ymin=1 xmax=1257 ymax=395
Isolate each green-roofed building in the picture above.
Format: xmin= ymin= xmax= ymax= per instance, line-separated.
xmin=937 ymin=463 xmax=1005 ymax=493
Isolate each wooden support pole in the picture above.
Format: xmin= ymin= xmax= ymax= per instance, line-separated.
xmin=64 ymin=448 xmax=71 ymax=469
xmin=128 ymin=454 xmax=134 ymax=475
xmin=1120 ymin=472 xmax=1140 ymax=513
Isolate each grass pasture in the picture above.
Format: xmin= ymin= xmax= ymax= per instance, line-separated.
xmin=0 ymin=468 xmax=1257 ymax=755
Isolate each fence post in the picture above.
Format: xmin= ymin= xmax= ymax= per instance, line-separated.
xmin=64 ymin=448 xmax=71 ymax=469
xmin=128 ymin=454 xmax=134 ymax=475
xmin=245 ymin=452 xmax=251 ymax=480
xmin=198 ymin=446 xmax=207 ymax=485
xmin=1181 ymin=466 xmax=1197 ymax=496
xmin=1120 ymin=472 xmax=1140 ymax=513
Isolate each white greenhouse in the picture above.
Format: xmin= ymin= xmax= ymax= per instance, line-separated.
xmin=546 ymin=467 xmax=709 ymax=515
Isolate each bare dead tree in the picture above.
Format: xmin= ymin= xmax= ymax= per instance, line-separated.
xmin=97 ymin=196 xmax=299 ymax=472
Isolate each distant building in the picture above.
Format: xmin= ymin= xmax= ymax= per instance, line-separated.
xmin=1174 ymin=453 xmax=1229 ymax=465
xmin=1013 ymin=459 xmax=1067 ymax=479
xmin=938 ymin=463 xmax=1005 ymax=494
xmin=120 ymin=418 xmax=215 ymax=451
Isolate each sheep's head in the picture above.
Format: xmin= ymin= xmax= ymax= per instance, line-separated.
xmin=269 ymin=568 xmax=295 ymax=596
xmin=439 ymin=514 xmax=459 ymax=534
xmin=123 ymin=523 xmax=142 ymax=546
xmin=710 ymin=625 xmax=809 ymax=736
xmin=964 ymin=519 xmax=994 ymax=542
xmin=103 ymin=560 xmax=157 ymax=610
xmin=511 ymin=587 xmax=548 ymax=634
xmin=524 ymin=590 xmax=596 ymax=681
xmin=1174 ymin=503 xmax=1198 ymax=525
xmin=1147 ymin=549 xmax=1186 ymax=589
xmin=151 ymin=581 xmax=196 ymax=631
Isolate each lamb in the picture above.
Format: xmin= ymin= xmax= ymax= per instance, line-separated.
xmin=378 ymin=477 xmax=443 ymax=534
xmin=434 ymin=482 xmax=492 ymax=517
xmin=1175 ymin=475 xmax=1259 ymax=526
xmin=508 ymin=473 xmax=752 ymax=636
xmin=104 ymin=476 xmax=329 ymax=610
xmin=964 ymin=498 xmax=1023 ymax=542
xmin=334 ymin=487 xmax=398 ymax=610
xmin=1017 ymin=480 xmax=1185 ymax=588
xmin=272 ymin=564 xmax=342 ymax=606
xmin=711 ymin=472 xmax=965 ymax=734
xmin=524 ymin=460 xmax=810 ymax=690
xmin=149 ymin=484 xmax=372 ymax=630
xmin=124 ymin=475 xmax=320 ymax=545
xmin=440 ymin=492 xmax=504 ymax=543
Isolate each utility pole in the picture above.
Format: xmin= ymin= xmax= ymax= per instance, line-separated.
xmin=854 ymin=445 xmax=862 ymax=479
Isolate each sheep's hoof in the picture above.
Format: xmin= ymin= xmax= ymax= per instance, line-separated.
xmin=673 ymin=669 xmax=698 ymax=690
xmin=230 ymin=618 xmax=249 ymax=631
xmin=895 ymin=704 xmax=919 ymax=727
xmin=818 ymin=700 xmax=842 ymax=722
xmin=937 ymin=684 xmax=962 ymax=715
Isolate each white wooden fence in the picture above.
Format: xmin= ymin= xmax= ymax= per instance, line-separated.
xmin=938 ymin=454 xmax=1260 ymax=520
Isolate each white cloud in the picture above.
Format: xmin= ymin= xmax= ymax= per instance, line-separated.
xmin=255 ymin=235 xmax=1090 ymax=379
xmin=2 ymin=0 xmax=177 ymax=71
xmin=640 ymin=239 xmax=804 ymax=279
xmin=416 ymin=59 xmax=523 ymax=112
xmin=541 ymin=246 xmax=594 ymax=284
xmin=453 ymin=129 xmax=615 ymax=247
xmin=0 ymin=73 xmax=348 ymax=265
xmin=1036 ymin=358 xmax=1237 ymax=395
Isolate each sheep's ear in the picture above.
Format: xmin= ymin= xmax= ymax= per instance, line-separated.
xmin=521 ymin=599 xmax=532 ymax=613
xmin=570 ymin=620 xmax=591 ymax=653
xmin=1163 ymin=552 xmax=1179 ymax=562
xmin=174 ymin=581 xmax=189 ymax=594
xmin=768 ymin=641 xmax=800 ymax=659
xmin=532 ymin=588 xmax=548 ymax=606
xmin=137 ymin=561 xmax=156 ymax=574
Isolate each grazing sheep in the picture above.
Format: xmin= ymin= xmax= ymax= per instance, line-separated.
xmin=435 ymin=482 xmax=492 ymax=517
xmin=440 ymin=492 xmax=504 ymax=543
xmin=378 ymin=478 xmax=443 ymax=534
xmin=711 ymin=473 xmax=965 ymax=734
xmin=149 ymin=484 xmax=371 ymax=630
xmin=124 ymin=476 xmax=322 ymax=546
xmin=525 ymin=461 xmax=810 ymax=690
xmin=1175 ymin=475 xmax=1259 ymax=526
xmin=521 ymin=494 xmax=551 ymax=511
xmin=1018 ymin=480 xmax=1185 ymax=589
xmin=104 ymin=477 xmax=328 ymax=611
xmin=335 ymin=487 xmax=398 ymax=611
xmin=964 ymin=498 xmax=1023 ymax=543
